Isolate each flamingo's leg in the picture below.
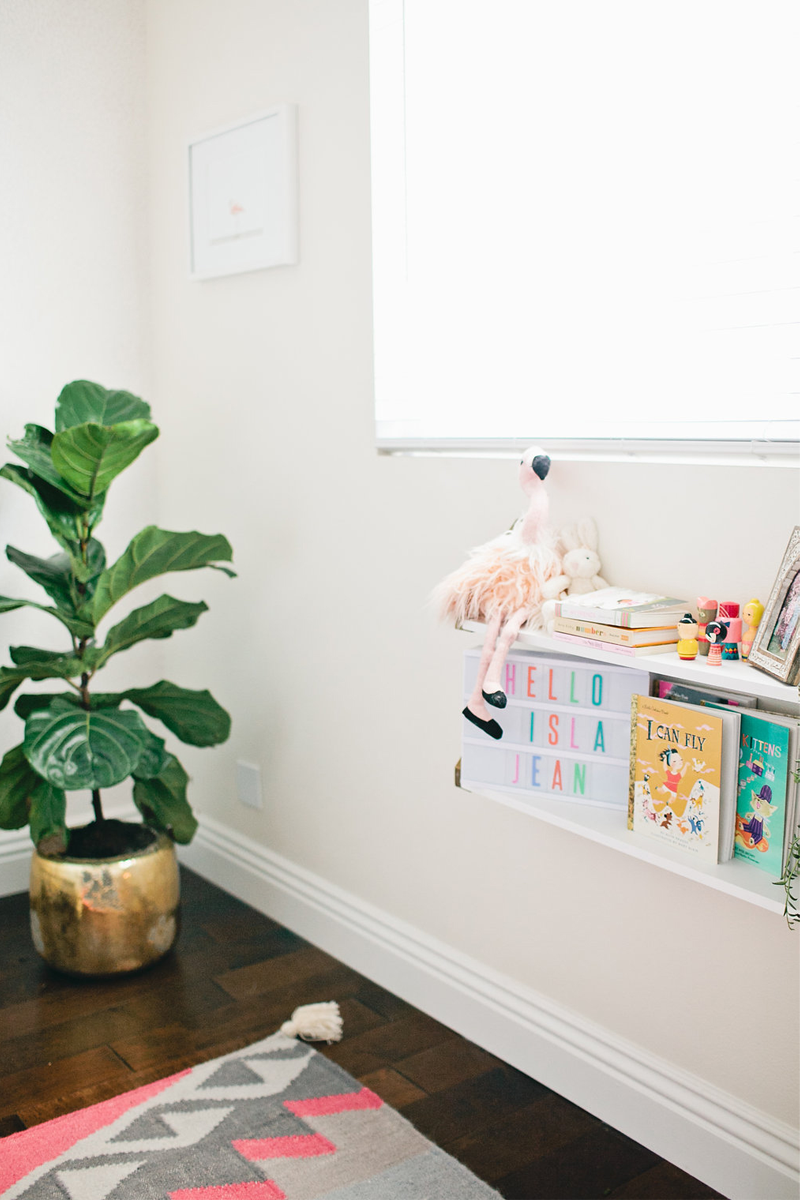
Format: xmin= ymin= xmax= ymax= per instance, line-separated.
xmin=464 ymin=609 xmax=504 ymax=723
xmin=484 ymin=607 xmax=528 ymax=697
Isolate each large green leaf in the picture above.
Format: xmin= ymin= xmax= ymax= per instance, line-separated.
xmin=28 ymin=780 xmax=67 ymax=854
xmin=5 ymin=539 xmax=102 ymax=607
xmin=0 ymin=745 xmax=39 ymax=830
xmin=10 ymin=646 xmax=82 ymax=670
xmin=133 ymin=754 xmax=196 ymax=843
xmin=0 ymin=655 xmax=83 ymax=711
xmin=6 ymin=545 xmax=76 ymax=611
xmin=7 ymin=425 xmax=92 ymax=504
xmin=55 ymin=381 xmax=151 ymax=431
xmin=14 ymin=692 xmax=79 ymax=719
xmin=13 ymin=691 xmax=121 ymax=719
xmin=51 ymin=420 xmax=158 ymax=500
xmin=94 ymin=595 xmax=208 ymax=668
xmin=92 ymin=527 xmax=235 ymax=622
xmin=0 ymin=463 xmax=105 ymax=551
xmin=123 ymin=680 xmax=231 ymax=746
xmin=23 ymin=701 xmax=149 ymax=790
xmin=130 ymin=726 xmax=170 ymax=780
xmin=0 ymin=592 xmax=95 ymax=639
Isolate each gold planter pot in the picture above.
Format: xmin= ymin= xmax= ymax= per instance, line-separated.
xmin=29 ymin=832 xmax=180 ymax=977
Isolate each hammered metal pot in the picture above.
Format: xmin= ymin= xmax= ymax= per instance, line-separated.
xmin=29 ymin=832 xmax=180 ymax=976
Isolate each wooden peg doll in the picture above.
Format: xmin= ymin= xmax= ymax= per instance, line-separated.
xmin=696 ymin=597 xmax=718 ymax=657
xmin=676 ymin=613 xmax=699 ymax=661
xmin=705 ymin=620 xmax=727 ymax=666
xmin=718 ymin=601 xmax=741 ymax=660
xmin=741 ymin=598 xmax=764 ymax=660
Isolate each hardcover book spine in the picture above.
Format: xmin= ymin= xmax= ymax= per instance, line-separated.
xmin=628 ymin=695 xmax=639 ymax=829
xmin=553 ymin=632 xmax=639 ymax=655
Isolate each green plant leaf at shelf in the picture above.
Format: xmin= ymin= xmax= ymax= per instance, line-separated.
xmin=55 ymin=381 xmax=152 ymax=430
xmin=133 ymin=754 xmax=196 ymax=844
xmin=92 ymin=527 xmax=235 ymax=622
xmin=23 ymin=701 xmax=149 ymax=790
xmin=7 ymin=426 xmax=94 ymax=504
xmin=0 ymin=655 xmax=84 ymax=712
xmin=0 ymin=464 xmax=106 ymax=552
xmin=51 ymin=420 xmax=158 ymax=500
xmin=94 ymin=595 xmax=208 ymax=668
xmin=28 ymin=780 xmax=67 ymax=854
xmin=123 ymin=680 xmax=231 ymax=747
xmin=0 ymin=745 xmax=40 ymax=830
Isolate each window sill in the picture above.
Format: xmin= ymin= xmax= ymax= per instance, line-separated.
xmin=377 ymin=437 xmax=800 ymax=468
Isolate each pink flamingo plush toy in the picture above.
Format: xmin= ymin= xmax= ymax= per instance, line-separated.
xmin=434 ymin=446 xmax=561 ymax=739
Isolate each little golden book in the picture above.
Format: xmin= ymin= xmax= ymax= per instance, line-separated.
xmin=628 ymin=695 xmax=733 ymax=862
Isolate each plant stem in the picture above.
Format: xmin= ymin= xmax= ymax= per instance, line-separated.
xmin=91 ymin=789 xmax=104 ymax=823
xmin=75 ymin=529 xmax=103 ymax=823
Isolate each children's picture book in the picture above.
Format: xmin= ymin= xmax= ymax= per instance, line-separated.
xmin=554 ymin=617 xmax=679 ymax=647
xmin=656 ymin=680 xmax=757 ymax=709
xmin=628 ymin=694 xmax=740 ymax=862
xmin=555 ymin=588 xmax=688 ymax=628
xmin=734 ymin=710 xmax=798 ymax=876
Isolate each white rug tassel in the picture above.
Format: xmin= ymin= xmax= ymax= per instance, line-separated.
xmin=281 ymin=1001 xmax=343 ymax=1043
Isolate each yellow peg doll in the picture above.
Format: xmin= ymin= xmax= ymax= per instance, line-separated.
xmin=676 ymin=613 xmax=699 ymax=661
xmin=741 ymin=598 xmax=764 ymax=661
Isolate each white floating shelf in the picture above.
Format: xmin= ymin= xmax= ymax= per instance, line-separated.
xmin=458 ymin=622 xmax=798 ymax=913
xmin=461 ymin=782 xmax=786 ymax=912
xmin=461 ymin=622 xmax=800 ymax=707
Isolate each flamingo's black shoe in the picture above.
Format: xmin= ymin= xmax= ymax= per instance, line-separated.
xmin=462 ymin=706 xmax=503 ymax=740
xmin=482 ymin=689 xmax=507 ymax=709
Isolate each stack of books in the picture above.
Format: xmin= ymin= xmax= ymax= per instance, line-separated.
xmin=629 ymin=683 xmax=799 ymax=872
xmin=551 ymin=587 xmax=688 ymax=657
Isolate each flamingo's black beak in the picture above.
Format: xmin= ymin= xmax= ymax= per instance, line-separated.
xmin=532 ymin=454 xmax=551 ymax=481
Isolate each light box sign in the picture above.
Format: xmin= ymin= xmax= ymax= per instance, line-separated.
xmin=461 ymin=650 xmax=650 ymax=810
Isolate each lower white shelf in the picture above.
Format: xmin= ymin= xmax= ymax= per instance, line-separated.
xmin=461 ymin=780 xmax=786 ymax=913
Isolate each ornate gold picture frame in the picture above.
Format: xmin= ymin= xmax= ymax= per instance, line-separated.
xmin=749 ymin=526 xmax=800 ymax=686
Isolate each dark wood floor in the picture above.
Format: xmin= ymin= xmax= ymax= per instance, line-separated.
xmin=0 ymin=867 xmax=724 ymax=1199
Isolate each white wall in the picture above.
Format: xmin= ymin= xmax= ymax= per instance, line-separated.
xmin=0 ymin=0 xmax=158 ymax=820
xmin=145 ymin=0 xmax=800 ymax=1128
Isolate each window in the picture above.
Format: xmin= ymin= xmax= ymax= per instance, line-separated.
xmin=370 ymin=0 xmax=800 ymax=460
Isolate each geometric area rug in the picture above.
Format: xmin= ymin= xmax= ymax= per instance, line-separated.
xmin=0 ymin=1031 xmax=500 ymax=1199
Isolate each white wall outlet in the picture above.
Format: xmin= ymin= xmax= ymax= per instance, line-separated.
xmin=236 ymin=760 xmax=263 ymax=810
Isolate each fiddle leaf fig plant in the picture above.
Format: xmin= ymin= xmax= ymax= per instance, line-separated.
xmin=0 ymin=381 xmax=234 ymax=856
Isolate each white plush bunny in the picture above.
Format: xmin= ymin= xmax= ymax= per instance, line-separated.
xmin=541 ymin=518 xmax=609 ymax=628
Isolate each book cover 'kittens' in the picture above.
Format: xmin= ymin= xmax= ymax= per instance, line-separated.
xmin=734 ymin=714 xmax=790 ymax=875
xmin=629 ymin=695 xmax=723 ymax=861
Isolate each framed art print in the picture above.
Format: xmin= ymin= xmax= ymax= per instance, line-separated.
xmin=749 ymin=525 xmax=800 ymax=686
xmin=188 ymin=105 xmax=298 ymax=280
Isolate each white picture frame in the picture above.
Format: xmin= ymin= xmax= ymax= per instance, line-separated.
xmin=188 ymin=104 xmax=298 ymax=280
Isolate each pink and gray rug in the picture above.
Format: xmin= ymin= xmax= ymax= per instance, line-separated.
xmin=1 ymin=1031 xmax=499 ymax=1198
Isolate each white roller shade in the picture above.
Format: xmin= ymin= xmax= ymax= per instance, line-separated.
xmin=370 ymin=0 xmax=800 ymax=452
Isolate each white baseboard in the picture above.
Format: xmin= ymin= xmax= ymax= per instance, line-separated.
xmin=180 ymin=814 xmax=799 ymax=1200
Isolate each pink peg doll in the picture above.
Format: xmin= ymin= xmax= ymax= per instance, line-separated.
xmin=433 ymin=446 xmax=562 ymax=739
xmin=741 ymin=598 xmax=764 ymax=660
